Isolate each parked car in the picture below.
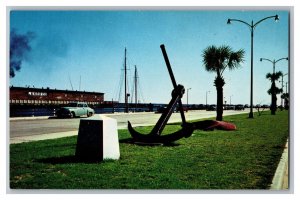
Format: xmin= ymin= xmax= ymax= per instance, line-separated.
xmin=234 ymin=104 xmax=245 ymax=110
xmin=262 ymin=104 xmax=270 ymax=108
xmin=56 ymin=102 xmax=95 ymax=118
xmin=206 ymin=105 xmax=216 ymax=111
xmin=224 ymin=105 xmax=235 ymax=110
xmin=155 ymin=106 xmax=167 ymax=113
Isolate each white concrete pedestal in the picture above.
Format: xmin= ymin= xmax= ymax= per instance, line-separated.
xmin=75 ymin=115 xmax=120 ymax=161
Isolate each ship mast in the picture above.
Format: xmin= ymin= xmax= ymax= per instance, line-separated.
xmin=134 ymin=65 xmax=138 ymax=111
xmin=124 ymin=48 xmax=129 ymax=113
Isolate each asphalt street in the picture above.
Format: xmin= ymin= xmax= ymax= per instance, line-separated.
xmin=10 ymin=109 xmax=250 ymax=139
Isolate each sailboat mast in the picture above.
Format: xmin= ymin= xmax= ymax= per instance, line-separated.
xmin=124 ymin=48 xmax=128 ymax=113
xmin=134 ymin=65 xmax=138 ymax=110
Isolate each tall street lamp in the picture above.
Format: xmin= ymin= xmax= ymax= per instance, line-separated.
xmin=206 ymin=90 xmax=210 ymax=108
xmin=227 ymin=14 xmax=279 ymax=118
xmin=187 ymin=87 xmax=191 ymax=106
xmin=260 ymin=57 xmax=288 ymax=74
xmin=280 ymin=73 xmax=288 ymax=109
xmin=260 ymin=57 xmax=288 ymax=110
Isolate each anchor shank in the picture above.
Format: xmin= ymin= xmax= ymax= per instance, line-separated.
xmin=160 ymin=44 xmax=177 ymax=88
xmin=160 ymin=44 xmax=187 ymax=125
xmin=150 ymin=91 xmax=182 ymax=136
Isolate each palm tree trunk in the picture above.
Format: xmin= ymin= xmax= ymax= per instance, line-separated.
xmin=216 ymin=85 xmax=223 ymax=121
xmin=271 ymin=94 xmax=277 ymax=115
xmin=214 ymin=75 xmax=224 ymax=121
xmin=271 ymin=82 xmax=277 ymax=115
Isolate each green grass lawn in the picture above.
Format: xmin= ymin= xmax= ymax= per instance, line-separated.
xmin=10 ymin=111 xmax=289 ymax=189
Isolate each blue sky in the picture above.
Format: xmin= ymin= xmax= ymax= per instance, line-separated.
xmin=9 ymin=9 xmax=289 ymax=105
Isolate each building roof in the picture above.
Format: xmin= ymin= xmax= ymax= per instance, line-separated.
xmin=10 ymin=86 xmax=104 ymax=95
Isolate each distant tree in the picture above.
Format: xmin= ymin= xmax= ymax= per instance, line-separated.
xmin=202 ymin=45 xmax=245 ymax=121
xmin=281 ymin=93 xmax=289 ymax=110
xmin=266 ymin=71 xmax=283 ymax=115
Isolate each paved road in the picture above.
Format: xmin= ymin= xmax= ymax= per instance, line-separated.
xmin=10 ymin=109 xmax=250 ymax=138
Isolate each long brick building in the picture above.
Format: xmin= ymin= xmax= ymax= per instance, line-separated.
xmin=9 ymin=86 xmax=104 ymax=106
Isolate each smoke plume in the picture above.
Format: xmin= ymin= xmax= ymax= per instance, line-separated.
xmin=10 ymin=29 xmax=35 ymax=78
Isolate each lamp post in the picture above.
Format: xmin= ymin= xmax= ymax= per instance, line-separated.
xmin=260 ymin=57 xmax=288 ymax=111
xmin=280 ymin=73 xmax=288 ymax=109
xmin=230 ymin=95 xmax=233 ymax=106
xmin=187 ymin=88 xmax=191 ymax=111
xmin=260 ymin=57 xmax=288 ymax=74
xmin=227 ymin=14 xmax=279 ymax=118
xmin=206 ymin=90 xmax=210 ymax=109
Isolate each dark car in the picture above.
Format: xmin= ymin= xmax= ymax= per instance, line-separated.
xmin=206 ymin=105 xmax=216 ymax=111
xmin=234 ymin=104 xmax=245 ymax=110
xmin=155 ymin=106 xmax=167 ymax=113
xmin=262 ymin=104 xmax=270 ymax=108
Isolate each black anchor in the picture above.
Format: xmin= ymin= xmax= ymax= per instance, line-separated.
xmin=128 ymin=44 xmax=194 ymax=144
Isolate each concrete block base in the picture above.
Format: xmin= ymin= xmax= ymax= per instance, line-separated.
xmin=75 ymin=115 xmax=120 ymax=162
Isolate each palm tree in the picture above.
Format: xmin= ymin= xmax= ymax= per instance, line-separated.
xmin=281 ymin=93 xmax=289 ymax=109
xmin=202 ymin=45 xmax=245 ymax=121
xmin=266 ymin=71 xmax=283 ymax=115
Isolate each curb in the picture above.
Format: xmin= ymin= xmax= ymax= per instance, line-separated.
xmin=10 ymin=131 xmax=78 ymax=144
xmin=270 ymin=140 xmax=289 ymax=190
xmin=10 ymin=116 xmax=51 ymax=121
xmin=9 ymin=112 xmax=156 ymax=121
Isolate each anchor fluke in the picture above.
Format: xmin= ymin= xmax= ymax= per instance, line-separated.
xmin=128 ymin=121 xmax=194 ymax=144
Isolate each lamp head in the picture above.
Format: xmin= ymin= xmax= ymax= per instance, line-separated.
xmin=260 ymin=58 xmax=263 ymax=62
xmin=227 ymin=19 xmax=231 ymax=24
xmin=286 ymin=57 xmax=289 ymax=61
xmin=275 ymin=15 xmax=279 ymax=22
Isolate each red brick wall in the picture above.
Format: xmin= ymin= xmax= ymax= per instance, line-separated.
xmin=10 ymin=87 xmax=104 ymax=105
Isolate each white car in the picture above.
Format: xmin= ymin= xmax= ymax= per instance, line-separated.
xmin=56 ymin=102 xmax=95 ymax=118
